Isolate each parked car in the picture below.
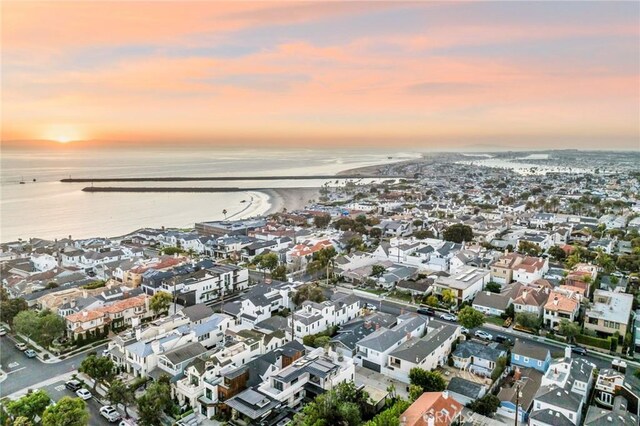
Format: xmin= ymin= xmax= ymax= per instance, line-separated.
xmin=474 ymin=330 xmax=493 ymax=340
xmin=24 ymin=349 xmax=37 ymax=358
xmin=0 ymin=327 xmax=7 ymax=336
xmin=570 ymin=345 xmax=587 ymax=356
xmin=76 ymin=388 xmax=92 ymax=400
xmin=416 ymin=307 xmax=435 ymax=316
xmin=365 ymin=303 xmax=378 ymax=311
xmin=100 ymin=406 xmax=121 ymax=422
xmin=15 ymin=342 xmax=27 ymax=351
xmin=119 ymin=419 xmax=137 ymax=426
xmin=65 ymin=380 xmax=82 ymax=391
xmin=495 ymin=335 xmax=512 ymax=345
xmin=439 ymin=313 xmax=458 ymax=322
xmin=460 ymin=327 xmax=469 ymax=334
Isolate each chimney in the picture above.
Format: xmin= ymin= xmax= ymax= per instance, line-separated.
xmin=442 ymin=390 xmax=449 ymax=399
xmin=424 ymin=412 xmax=435 ymax=426
xmin=70 ymin=299 xmax=77 ymax=308
xmin=376 ymin=323 xmax=380 ymax=330
xmin=553 ymin=296 xmax=559 ymax=306
xmin=565 ymin=345 xmax=572 ymax=359
xmin=82 ymin=311 xmax=88 ymax=317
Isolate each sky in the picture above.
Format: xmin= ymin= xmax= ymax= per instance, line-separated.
xmin=2 ymin=1 xmax=639 ymax=150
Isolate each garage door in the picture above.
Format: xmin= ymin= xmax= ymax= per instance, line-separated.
xmin=362 ymin=359 xmax=381 ymax=373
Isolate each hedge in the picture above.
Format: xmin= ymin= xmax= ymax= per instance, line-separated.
xmin=575 ymin=334 xmax=611 ymax=350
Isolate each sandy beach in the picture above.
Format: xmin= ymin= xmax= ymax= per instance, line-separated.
xmin=264 ymin=187 xmax=321 ymax=215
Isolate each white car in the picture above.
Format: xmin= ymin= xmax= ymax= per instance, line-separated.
xmin=439 ymin=313 xmax=457 ymax=322
xmin=100 ymin=406 xmax=121 ymax=422
xmin=15 ymin=342 xmax=27 ymax=351
xmin=76 ymin=388 xmax=92 ymax=400
xmin=366 ymin=303 xmax=378 ymax=311
xmin=474 ymin=330 xmax=493 ymax=340
xmin=460 ymin=327 xmax=469 ymax=334
xmin=0 ymin=327 xmax=7 ymax=336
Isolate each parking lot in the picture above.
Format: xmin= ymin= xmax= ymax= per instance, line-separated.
xmin=41 ymin=379 xmax=124 ymax=426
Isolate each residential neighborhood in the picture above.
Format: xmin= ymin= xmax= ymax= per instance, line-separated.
xmin=2 ymin=152 xmax=640 ymax=426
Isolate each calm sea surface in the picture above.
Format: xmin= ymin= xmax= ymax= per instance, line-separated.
xmin=1 ymin=148 xmax=417 ymax=242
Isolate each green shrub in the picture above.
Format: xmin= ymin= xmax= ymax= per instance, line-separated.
xmin=575 ymin=334 xmax=611 ymax=350
xmin=82 ymin=280 xmax=106 ymax=290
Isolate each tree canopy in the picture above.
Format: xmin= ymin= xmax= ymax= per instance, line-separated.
xmin=6 ymin=390 xmax=51 ymax=422
xmin=458 ymin=307 xmax=485 ymax=329
xmin=136 ymin=377 xmax=174 ymax=426
xmin=442 ymin=224 xmax=473 ymax=244
xmin=408 ymin=368 xmax=446 ymax=393
xmin=292 ymin=284 xmax=325 ymax=306
xmin=0 ymin=287 xmax=28 ymax=326
xmin=79 ymin=354 xmax=114 ymax=391
xmin=42 ymin=397 xmax=88 ymax=426
xmin=106 ymin=379 xmax=135 ymax=417
xmin=293 ymin=382 xmax=372 ymax=426
xmin=14 ymin=309 xmax=65 ymax=348
xmin=515 ymin=312 xmax=541 ymax=330
xmin=467 ymin=394 xmax=500 ymax=416
xmin=149 ymin=291 xmax=172 ymax=317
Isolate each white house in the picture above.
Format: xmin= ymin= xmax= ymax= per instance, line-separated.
xmin=432 ymin=266 xmax=490 ymax=304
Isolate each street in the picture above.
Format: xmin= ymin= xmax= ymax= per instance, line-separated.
xmin=40 ymin=380 xmax=119 ymax=426
xmin=0 ymin=334 xmax=106 ymax=397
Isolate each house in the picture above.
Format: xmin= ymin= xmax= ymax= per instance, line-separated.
xmin=472 ymin=282 xmax=522 ymax=316
xmin=65 ymin=294 xmax=151 ymax=338
xmin=490 ymin=253 xmax=549 ymax=285
xmin=223 ymin=282 xmax=293 ymax=327
xmin=543 ymin=289 xmax=580 ymax=329
xmin=400 ymin=391 xmax=463 ymax=426
xmin=155 ymin=341 xmax=208 ymax=381
xmin=384 ymin=322 xmax=460 ymax=384
xmin=225 ymin=347 xmax=354 ymax=425
xmin=451 ymin=341 xmax=506 ymax=378
xmin=329 ymin=313 xmax=396 ymax=359
xmin=286 ymin=293 xmax=360 ymax=341
xmin=585 ymin=396 xmax=638 ymax=426
xmin=355 ymin=314 xmax=427 ymax=373
xmin=432 ymin=266 xmax=489 ymax=305
xmin=427 ymin=242 xmax=462 ymax=272
xmin=529 ymin=355 xmax=596 ymax=426
xmin=497 ymin=367 xmax=544 ymax=423
xmin=593 ymin=367 xmax=640 ymax=414
xmin=512 ymin=285 xmax=549 ymax=318
xmin=584 ymin=290 xmax=634 ymax=338
xmin=446 ymin=377 xmax=486 ymax=406
xmin=177 ymin=304 xmax=215 ymax=325
xmin=511 ymin=339 xmax=551 ymax=373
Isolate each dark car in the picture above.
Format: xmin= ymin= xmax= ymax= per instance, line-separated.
xmin=495 ymin=335 xmax=512 ymax=345
xmin=571 ymin=345 xmax=587 ymax=356
xmin=416 ymin=307 xmax=436 ymax=316
xmin=65 ymin=380 xmax=82 ymax=392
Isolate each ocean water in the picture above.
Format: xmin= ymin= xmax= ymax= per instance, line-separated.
xmin=0 ymin=148 xmax=418 ymax=242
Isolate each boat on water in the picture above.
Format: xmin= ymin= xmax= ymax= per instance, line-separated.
xmin=240 ymin=200 xmax=246 ymax=203
xmin=19 ymin=176 xmax=25 ymax=184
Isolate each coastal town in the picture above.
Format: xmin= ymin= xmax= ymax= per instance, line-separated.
xmin=1 ymin=151 xmax=640 ymax=426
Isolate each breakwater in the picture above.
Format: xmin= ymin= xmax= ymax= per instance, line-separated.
xmin=83 ymin=187 xmax=255 ymax=192
xmin=63 ymin=175 xmax=390 ymax=183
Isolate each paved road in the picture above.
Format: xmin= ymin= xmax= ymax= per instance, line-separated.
xmin=41 ymin=380 xmax=118 ymax=426
xmin=0 ymin=334 xmax=106 ymax=397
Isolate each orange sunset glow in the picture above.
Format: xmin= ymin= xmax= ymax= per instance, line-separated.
xmin=2 ymin=1 xmax=639 ymax=150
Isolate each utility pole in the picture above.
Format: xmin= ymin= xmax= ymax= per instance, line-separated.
xmin=514 ymin=382 xmax=520 ymax=426
xmin=173 ymin=277 xmax=177 ymax=314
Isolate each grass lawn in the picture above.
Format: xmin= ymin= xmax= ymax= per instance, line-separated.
xmin=484 ymin=316 xmax=506 ymax=327
xmin=387 ymin=290 xmax=413 ymax=302
xmin=362 ymin=288 xmax=387 ymax=295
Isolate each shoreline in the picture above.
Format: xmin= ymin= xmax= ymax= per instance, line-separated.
xmin=263 ymin=187 xmax=321 ymax=215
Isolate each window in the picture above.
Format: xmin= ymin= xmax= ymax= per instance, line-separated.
xmin=523 ymin=357 xmax=529 ymax=363
xmin=514 ymin=355 xmax=520 ymax=360
xmin=538 ymin=361 xmax=542 ymax=366
xmin=274 ymin=380 xmax=283 ymax=391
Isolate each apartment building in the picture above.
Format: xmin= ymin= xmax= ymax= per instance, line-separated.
xmin=584 ymin=290 xmax=634 ymax=338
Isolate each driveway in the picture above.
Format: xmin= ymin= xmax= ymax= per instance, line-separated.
xmin=355 ymin=365 xmax=409 ymax=400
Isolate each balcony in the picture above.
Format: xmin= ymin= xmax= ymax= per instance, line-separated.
xmin=176 ymin=378 xmax=204 ymax=399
